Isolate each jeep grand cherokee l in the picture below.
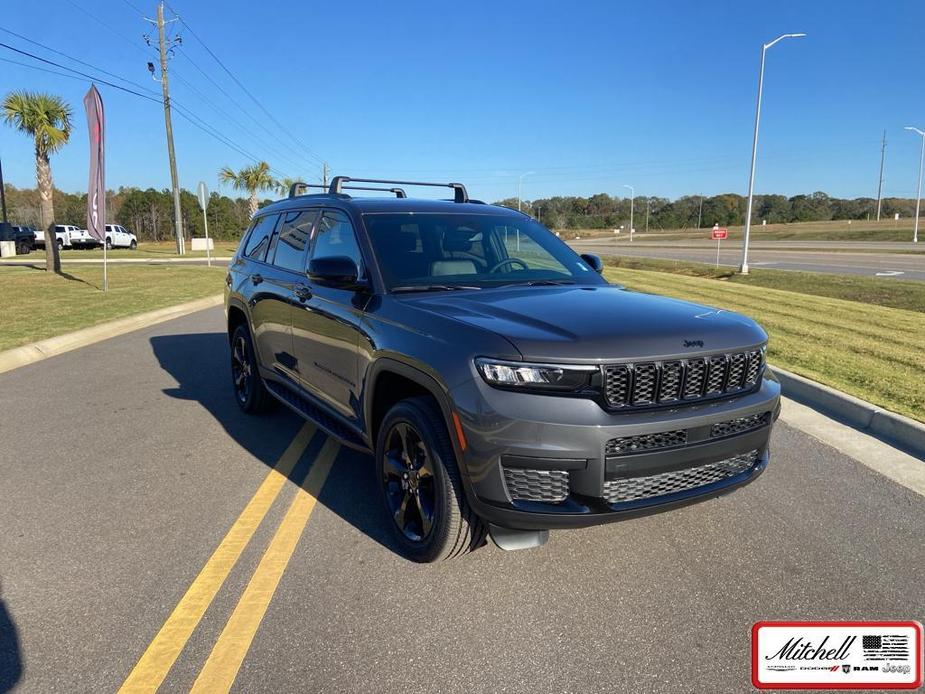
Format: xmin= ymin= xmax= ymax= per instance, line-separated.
xmin=225 ymin=176 xmax=780 ymax=562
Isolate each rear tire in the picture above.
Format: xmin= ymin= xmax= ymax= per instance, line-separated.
xmin=230 ymin=324 xmax=274 ymax=414
xmin=375 ymin=397 xmax=485 ymax=562
xmin=16 ymin=241 xmax=30 ymax=255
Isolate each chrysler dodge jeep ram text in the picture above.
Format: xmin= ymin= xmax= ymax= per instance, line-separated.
xmin=224 ymin=176 xmax=780 ymax=562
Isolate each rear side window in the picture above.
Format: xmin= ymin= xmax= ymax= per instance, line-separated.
xmin=311 ymin=210 xmax=363 ymax=273
xmin=268 ymin=209 xmax=316 ymax=272
xmin=242 ymin=214 xmax=278 ymax=261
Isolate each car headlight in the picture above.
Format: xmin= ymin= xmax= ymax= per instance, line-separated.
xmin=474 ymin=358 xmax=596 ymax=392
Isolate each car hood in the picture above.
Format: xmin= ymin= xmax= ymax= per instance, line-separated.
xmin=406 ymin=284 xmax=767 ymax=362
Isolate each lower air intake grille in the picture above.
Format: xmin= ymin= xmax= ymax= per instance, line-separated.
xmin=711 ymin=411 xmax=772 ymax=439
xmin=503 ymin=468 xmax=569 ymax=502
xmin=606 ymin=429 xmax=688 ymax=456
xmin=602 ymin=450 xmax=759 ymax=504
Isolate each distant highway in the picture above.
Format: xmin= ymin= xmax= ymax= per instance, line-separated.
xmin=569 ymin=239 xmax=925 ymax=281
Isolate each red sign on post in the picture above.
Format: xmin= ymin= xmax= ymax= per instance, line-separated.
xmin=711 ymin=227 xmax=728 ymax=240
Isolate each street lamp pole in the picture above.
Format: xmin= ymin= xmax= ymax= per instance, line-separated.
xmin=517 ymin=171 xmax=535 ymax=212
xmin=623 ymin=184 xmax=635 ymax=242
xmin=740 ymin=32 xmax=806 ymax=274
xmin=905 ymin=127 xmax=924 ymax=244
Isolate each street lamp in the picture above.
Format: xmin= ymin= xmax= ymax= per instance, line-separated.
xmin=623 ymin=184 xmax=635 ymax=242
xmin=904 ymin=126 xmax=924 ymax=244
xmin=740 ymin=32 xmax=806 ymax=274
xmin=517 ymin=171 xmax=535 ymax=212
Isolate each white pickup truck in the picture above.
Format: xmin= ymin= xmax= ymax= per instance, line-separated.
xmin=34 ymin=224 xmax=90 ymax=250
xmin=104 ymin=224 xmax=138 ymax=250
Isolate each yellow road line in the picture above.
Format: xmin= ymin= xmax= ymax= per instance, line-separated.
xmin=190 ymin=437 xmax=340 ymax=694
xmin=118 ymin=422 xmax=317 ymax=694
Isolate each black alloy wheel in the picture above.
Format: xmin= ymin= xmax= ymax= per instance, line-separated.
xmin=382 ymin=422 xmax=437 ymax=542
xmin=231 ymin=332 xmax=252 ymax=405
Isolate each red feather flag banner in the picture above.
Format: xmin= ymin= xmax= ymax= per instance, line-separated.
xmin=83 ymin=84 xmax=107 ymax=291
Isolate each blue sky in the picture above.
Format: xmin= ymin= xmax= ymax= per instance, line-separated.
xmin=1 ymin=0 xmax=924 ymax=203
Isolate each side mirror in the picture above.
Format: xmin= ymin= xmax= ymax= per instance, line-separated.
xmin=580 ymin=253 xmax=604 ymax=274
xmin=308 ymin=255 xmax=364 ymax=289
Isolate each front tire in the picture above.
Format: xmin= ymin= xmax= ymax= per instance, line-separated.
xmin=129 ymin=239 xmax=137 ymax=250
xmin=105 ymin=239 xmax=113 ymax=250
xmin=56 ymin=239 xmax=64 ymax=250
xmin=375 ymin=397 xmax=485 ymax=562
xmin=230 ymin=324 xmax=274 ymax=414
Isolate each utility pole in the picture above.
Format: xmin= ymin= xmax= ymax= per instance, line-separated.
xmin=697 ymin=194 xmax=704 ymax=228
xmin=322 ymin=162 xmax=329 ymax=189
xmin=147 ymin=3 xmax=184 ymax=255
xmin=0 ymin=155 xmax=8 ymax=223
xmin=645 ymin=197 xmax=650 ymax=233
xmin=876 ymin=130 xmax=886 ymax=221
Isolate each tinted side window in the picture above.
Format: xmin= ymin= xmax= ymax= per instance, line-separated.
xmin=270 ymin=209 xmax=316 ymax=272
xmin=242 ymin=214 xmax=278 ymax=261
xmin=311 ymin=210 xmax=363 ymax=273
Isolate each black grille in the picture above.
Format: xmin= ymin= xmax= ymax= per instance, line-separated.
xmin=605 ymin=429 xmax=688 ymax=456
xmin=711 ymin=411 xmax=772 ymax=439
xmin=602 ymin=450 xmax=759 ymax=503
xmin=502 ymin=467 xmax=569 ymax=502
xmin=603 ymin=349 xmax=764 ymax=410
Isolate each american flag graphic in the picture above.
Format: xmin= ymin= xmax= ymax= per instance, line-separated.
xmin=861 ymin=634 xmax=910 ymax=661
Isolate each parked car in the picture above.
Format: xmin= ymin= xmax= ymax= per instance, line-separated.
xmin=104 ymin=224 xmax=138 ymax=250
xmin=11 ymin=226 xmax=36 ymax=254
xmin=224 ymin=176 xmax=780 ymax=563
xmin=67 ymin=226 xmax=102 ymax=249
xmin=34 ymin=224 xmax=91 ymax=250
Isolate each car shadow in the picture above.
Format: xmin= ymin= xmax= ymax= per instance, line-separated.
xmin=149 ymin=332 xmax=403 ymax=557
xmin=0 ymin=583 xmax=23 ymax=694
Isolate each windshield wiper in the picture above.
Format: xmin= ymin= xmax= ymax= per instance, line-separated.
xmin=391 ymin=284 xmax=482 ymax=293
xmin=496 ymin=279 xmax=576 ymax=287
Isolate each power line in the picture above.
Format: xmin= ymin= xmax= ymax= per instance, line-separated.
xmin=0 ymin=42 xmax=289 ymax=178
xmin=173 ymin=47 xmax=321 ymax=177
xmin=0 ymin=25 xmax=160 ymax=97
xmin=166 ymin=1 xmax=326 ymax=168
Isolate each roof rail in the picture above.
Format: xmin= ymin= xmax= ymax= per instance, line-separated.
xmin=329 ymin=176 xmax=468 ymax=203
xmin=288 ymin=181 xmax=406 ymax=198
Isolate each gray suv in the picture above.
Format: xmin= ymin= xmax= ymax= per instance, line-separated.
xmin=225 ymin=176 xmax=780 ymax=562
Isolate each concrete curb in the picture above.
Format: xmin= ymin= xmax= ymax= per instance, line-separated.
xmin=772 ymin=365 xmax=925 ymax=460
xmin=0 ymin=294 xmax=223 ymax=375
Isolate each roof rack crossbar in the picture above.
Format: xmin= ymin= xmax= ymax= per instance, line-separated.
xmin=329 ymin=176 xmax=468 ymax=203
xmin=288 ymin=181 xmax=406 ymax=198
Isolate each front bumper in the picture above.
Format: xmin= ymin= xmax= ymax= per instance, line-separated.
xmin=451 ymin=373 xmax=780 ymax=530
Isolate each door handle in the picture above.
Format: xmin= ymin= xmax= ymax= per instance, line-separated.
xmin=251 ymin=273 xmax=263 ymax=285
xmin=294 ymin=284 xmax=312 ymax=301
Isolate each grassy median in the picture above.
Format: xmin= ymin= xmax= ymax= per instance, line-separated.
xmin=23 ymin=240 xmax=240 ymax=260
xmin=603 ymin=266 xmax=924 ymax=422
xmin=1 ymin=264 xmax=226 ymax=352
xmin=604 ymin=256 xmax=925 ymax=313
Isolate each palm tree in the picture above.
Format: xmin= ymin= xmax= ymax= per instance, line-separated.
xmin=2 ymin=91 xmax=72 ymax=273
xmin=275 ymin=176 xmax=300 ymax=198
xmin=218 ymin=162 xmax=275 ymax=218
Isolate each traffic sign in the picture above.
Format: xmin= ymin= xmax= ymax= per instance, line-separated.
xmin=197 ymin=181 xmax=209 ymax=211
xmin=711 ymin=227 xmax=728 ymax=240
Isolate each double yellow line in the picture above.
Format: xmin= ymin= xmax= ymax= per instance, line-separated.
xmin=119 ymin=423 xmax=338 ymax=693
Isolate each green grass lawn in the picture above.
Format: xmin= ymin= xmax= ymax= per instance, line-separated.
xmin=24 ymin=240 xmax=240 ymax=260
xmin=604 ymin=256 xmax=925 ymax=313
xmin=603 ymin=266 xmax=925 ymax=422
xmin=1 ymin=264 xmax=226 ymax=352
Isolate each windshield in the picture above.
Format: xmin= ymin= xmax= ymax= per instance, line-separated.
xmin=363 ymin=213 xmax=606 ymax=290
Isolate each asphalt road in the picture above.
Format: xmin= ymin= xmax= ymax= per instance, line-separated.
xmin=1 ymin=307 xmax=923 ymax=693
xmin=569 ymin=240 xmax=925 ymax=280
